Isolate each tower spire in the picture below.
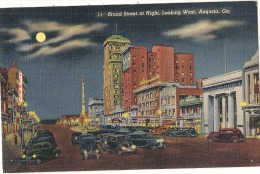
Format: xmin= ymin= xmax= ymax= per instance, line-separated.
xmin=80 ymin=76 xmax=87 ymax=128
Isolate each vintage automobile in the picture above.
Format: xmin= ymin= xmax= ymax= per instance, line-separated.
xmin=28 ymin=136 xmax=57 ymax=148
xmin=126 ymin=132 xmax=166 ymax=150
xmin=37 ymin=130 xmax=53 ymax=136
xmin=71 ymin=131 xmax=82 ymax=144
xmin=80 ymin=137 xmax=102 ymax=159
xmin=102 ymin=134 xmax=137 ymax=155
xmin=76 ymin=133 xmax=95 ymax=144
xmin=164 ymin=127 xmax=198 ymax=138
xmin=19 ymin=141 xmax=61 ymax=164
xmin=87 ymin=130 xmax=102 ymax=143
xmin=207 ymin=128 xmax=246 ymax=143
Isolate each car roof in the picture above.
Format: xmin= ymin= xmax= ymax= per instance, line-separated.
xmin=107 ymin=134 xmax=126 ymax=138
xmin=81 ymin=136 xmax=96 ymax=140
xmin=220 ymin=128 xmax=240 ymax=131
xmin=33 ymin=141 xmax=53 ymax=146
xmin=128 ymin=132 xmax=146 ymax=135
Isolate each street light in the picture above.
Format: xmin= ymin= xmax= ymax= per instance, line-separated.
xmin=240 ymin=101 xmax=248 ymax=135
xmin=18 ymin=101 xmax=27 ymax=149
xmin=157 ymin=109 xmax=162 ymax=127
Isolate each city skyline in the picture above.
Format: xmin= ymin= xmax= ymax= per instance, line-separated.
xmin=0 ymin=1 xmax=258 ymax=119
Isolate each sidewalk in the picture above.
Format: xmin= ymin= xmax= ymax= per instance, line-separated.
xmin=2 ymin=132 xmax=33 ymax=173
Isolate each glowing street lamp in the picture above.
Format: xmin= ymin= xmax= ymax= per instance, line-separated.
xmin=18 ymin=101 xmax=27 ymax=149
xmin=157 ymin=109 xmax=163 ymax=127
xmin=240 ymin=101 xmax=248 ymax=135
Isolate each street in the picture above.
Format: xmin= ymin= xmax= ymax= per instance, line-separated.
xmin=15 ymin=124 xmax=260 ymax=173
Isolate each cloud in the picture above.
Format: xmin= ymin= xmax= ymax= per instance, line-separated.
xmin=30 ymin=39 xmax=93 ymax=58
xmin=163 ymin=19 xmax=244 ymax=41
xmin=1 ymin=28 xmax=31 ymax=43
xmin=2 ymin=20 xmax=108 ymax=59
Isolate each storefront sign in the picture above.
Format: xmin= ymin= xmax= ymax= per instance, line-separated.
xmin=18 ymin=71 xmax=23 ymax=103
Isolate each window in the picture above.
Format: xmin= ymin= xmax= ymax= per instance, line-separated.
xmin=181 ymin=72 xmax=184 ymax=76
xmin=142 ymin=63 xmax=144 ymax=67
xmin=133 ymin=56 xmax=136 ymax=60
xmin=190 ymin=72 xmax=193 ymax=76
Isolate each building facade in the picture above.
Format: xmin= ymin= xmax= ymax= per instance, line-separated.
xmin=174 ymin=53 xmax=195 ymax=85
xmin=244 ymin=51 xmax=259 ymax=136
xmin=88 ymin=98 xmax=104 ymax=126
xmin=122 ymin=46 xmax=147 ymax=110
xmin=160 ymin=83 xmax=203 ymax=129
xmin=180 ymin=96 xmax=203 ymax=132
xmin=103 ymin=35 xmax=130 ymax=119
xmin=203 ymin=70 xmax=243 ymax=133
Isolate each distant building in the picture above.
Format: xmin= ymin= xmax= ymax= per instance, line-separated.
xmin=174 ymin=53 xmax=194 ymax=86
xmin=160 ymin=83 xmax=203 ymax=129
xmin=244 ymin=51 xmax=259 ymax=136
xmin=103 ymin=35 xmax=130 ymax=121
xmin=88 ymin=98 xmax=104 ymax=125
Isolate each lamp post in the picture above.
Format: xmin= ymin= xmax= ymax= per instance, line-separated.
xmin=18 ymin=101 xmax=27 ymax=149
xmin=240 ymin=101 xmax=248 ymax=135
xmin=157 ymin=109 xmax=162 ymax=127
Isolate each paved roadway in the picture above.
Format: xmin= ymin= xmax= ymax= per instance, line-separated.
xmin=15 ymin=124 xmax=260 ymax=172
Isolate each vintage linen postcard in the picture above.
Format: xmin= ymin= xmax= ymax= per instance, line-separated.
xmin=0 ymin=1 xmax=259 ymax=173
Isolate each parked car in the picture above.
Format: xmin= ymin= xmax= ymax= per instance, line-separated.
xmin=207 ymin=128 xmax=246 ymax=143
xmin=102 ymin=134 xmax=137 ymax=155
xmin=126 ymin=132 xmax=166 ymax=150
xmin=87 ymin=130 xmax=102 ymax=143
xmin=80 ymin=137 xmax=102 ymax=159
xmin=36 ymin=133 xmax=54 ymax=139
xmin=37 ymin=130 xmax=53 ymax=136
xmin=19 ymin=141 xmax=61 ymax=164
xmin=100 ymin=125 xmax=119 ymax=134
xmin=164 ymin=127 xmax=198 ymax=138
xmin=28 ymin=136 xmax=56 ymax=148
xmin=153 ymin=126 xmax=169 ymax=134
xmin=76 ymin=134 xmax=95 ymax=144
xmin=71 ymin=132 xmax=82 ymax=144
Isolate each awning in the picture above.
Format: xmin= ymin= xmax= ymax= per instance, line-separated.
xmin=162 ymin=120 xmax=173 ymax=125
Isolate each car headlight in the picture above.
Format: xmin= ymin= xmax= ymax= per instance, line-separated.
xmin=32 ymin=154 xmax=37 ymax=158
xmin=22 ymin=154 xmax=26 ymax=159
xmin=75 ymin=137 xmax=78 ymax=140
xmin=156 ymin=139 xmax=164 ymax=143
xmin=95 ymin=150 xmax=99 ymax=153
xmin=122 ymin=146 xmax=126 ymax=150
xmin=131 ymin=145 xmax=136 ymax=149
xmin=84 ymin=150 xmax=87 ymax=155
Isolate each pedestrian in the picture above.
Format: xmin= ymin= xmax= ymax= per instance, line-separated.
xmin=2 ymin=132 xmax=6 ymax=142
xmin=14 ymin=134 xmax=18 ymax=146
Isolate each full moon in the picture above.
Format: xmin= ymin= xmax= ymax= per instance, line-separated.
xmin=36 ymin=32 xmax=46 ymax=43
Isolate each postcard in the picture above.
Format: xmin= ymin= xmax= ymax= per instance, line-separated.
xmin=0 ymin=1 xmax=259 ymax=173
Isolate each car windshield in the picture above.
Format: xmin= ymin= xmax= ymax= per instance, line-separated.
xmin=82 ymin=142 xmax=98 ymax=150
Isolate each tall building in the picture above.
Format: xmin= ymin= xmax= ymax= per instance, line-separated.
xmin=151 ymin=45 xmax=175 ymax=83
xmin=122 ymin=46 xmax=147 ymax=110
xmin=103 ymin=35 xmax=130 ymax=119
xmin=174 ymin=53 xmax=194 ymax=85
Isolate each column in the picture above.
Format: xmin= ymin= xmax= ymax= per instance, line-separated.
xmin=228 ymin=93 xmax=235 ymax=128
xmin=213 ymin=95 xmax=220 ymax=131
xmin=250 ymin=73 xmax=254 ymax=103
xmin=222 ymin=96 xmax=226 ymax=128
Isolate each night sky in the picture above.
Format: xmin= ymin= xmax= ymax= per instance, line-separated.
xmin=0 ymin=1 xmax=258 ymax=120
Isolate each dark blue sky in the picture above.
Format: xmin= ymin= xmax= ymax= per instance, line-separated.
xmin=0 ymin=1 xmax=258 ymax=119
